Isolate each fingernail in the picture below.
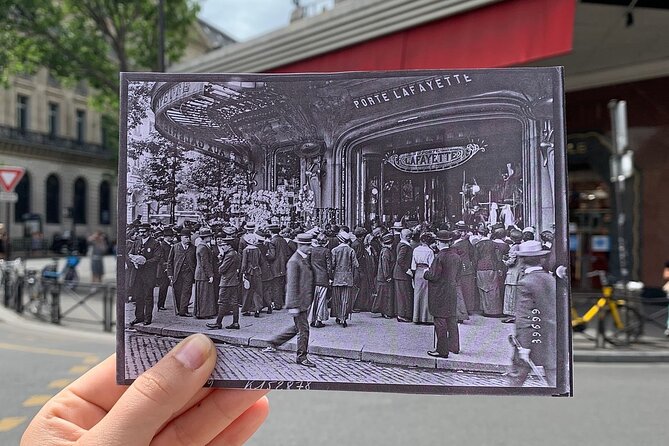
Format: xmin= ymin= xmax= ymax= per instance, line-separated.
xmin=175 ymin=334 xmax=211 ymax=370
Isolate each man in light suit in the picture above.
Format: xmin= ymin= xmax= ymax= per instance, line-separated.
xmin=424 ymin=230 xmax=462 ymax=358
xmin=263 ymin=233 xmax=316 ymax=367
xmin=168 ymin=229 xmax=196 ymax=317
xmin=128 ymin=223 xmax=161 ymax=326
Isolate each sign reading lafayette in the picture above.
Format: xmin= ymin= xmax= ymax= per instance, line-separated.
xmin=386 ymin=143 xmax=486 ymax=173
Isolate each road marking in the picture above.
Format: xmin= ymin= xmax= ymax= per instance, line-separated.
xmin=69 ymin=365 xmax=90 ymax=374
xmin=0 ymin=342 xmax=94 ymax=359
xmin=48 ymin=378 xmax=73 ymax=389
xmin=83 ymin=356 xmax=100 ymax=365
xmin=0 ymin=417 xmax=27 ymax=432
xmin=22 ymin=395 xmax=52 ymax=407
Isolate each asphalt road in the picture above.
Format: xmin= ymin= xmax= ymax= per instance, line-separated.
xmin=1 ymin=317 xmax=666 ymax=446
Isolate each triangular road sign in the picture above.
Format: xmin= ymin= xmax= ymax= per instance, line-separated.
xmin=0 ymin=166 xmax=25 ymax=193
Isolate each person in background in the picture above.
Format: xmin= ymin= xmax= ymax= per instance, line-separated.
xmin=207 ymin=231 xmax=242 ymax=330
xmin=194 ymin=228 xmax=217 ymax=319
xmin=240 ymin=233 xmax=264 ymax=318
xmin=394 ymin=228 xmax=415 ymax=322
xmin=263 ymin=233 xmax=317 ymax=367
xmin=330 ymin=229 xmax=358 ymax=328
xmin=155 ymin=228 xmax=175 ymax=311
xmin=663 ymin=261 xmax=669 ymax=337
xmin=128 ymin=224 xmax=160 ymax=326
xmin=256 ymin=229 xmax=274 ymax=315
xmin=168 ymin=229 xmax=196 ymax=317
xmin=309 ymin=232 xmax=332 ymax=328
xmin=411 ymin=232 xmax=435 ymax=324
xmin=267 ymin=223 xmax=290 ymax=311
xmin=424 ymin=230 xmax=462 ymax=358
xmin=87 ymin=231 xmax=108 ymax=283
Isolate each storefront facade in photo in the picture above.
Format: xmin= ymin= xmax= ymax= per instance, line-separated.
xmin=148 ymin=69 xmax=564 ymax=238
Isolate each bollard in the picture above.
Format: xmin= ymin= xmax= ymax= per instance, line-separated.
xmin=15 ymin=276 xmax=24 ymax=314
xmin=49 ymin=282 xmax=61 ymax=324
xmin=103 ymin=286 xmax=112 ymax=332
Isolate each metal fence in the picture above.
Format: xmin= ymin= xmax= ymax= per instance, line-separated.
xmin=0 ymin=260 xmax=116 ymax=332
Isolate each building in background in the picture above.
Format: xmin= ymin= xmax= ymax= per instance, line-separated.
xmin=172 ymin=0 xmax=669 ymax=289
xmin=0 ymin=18 xmax=234 ymax=256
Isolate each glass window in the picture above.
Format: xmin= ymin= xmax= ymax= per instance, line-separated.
xmin=76 ymin=109 xmax=86 ymax=143
xmin=17 ymin=95 xmax=29 ymax=131
xmin=46 ymin=174 xmax=61 ymax=224
xmin=48 ymin=102 xmax=59 ymax=137
xmin=73 ymin=177 xmax=87 ymax=224
xmin=99 ymin=180 xmax=111 ymax=225
xmin=14 ymin=173 xmax=30 ymax=222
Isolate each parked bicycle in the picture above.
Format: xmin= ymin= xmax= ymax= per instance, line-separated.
xmin=571 ymin=270 xmax=644 ymax=346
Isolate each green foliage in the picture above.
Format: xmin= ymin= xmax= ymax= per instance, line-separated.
xmin=0 ymin=0 xmax=200 ymax=111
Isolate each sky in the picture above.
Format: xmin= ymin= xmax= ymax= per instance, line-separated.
xmin=199 ymin=0 xmax=337 ymax=41
xmin=198 ymin=0 xmax=296 ymax=42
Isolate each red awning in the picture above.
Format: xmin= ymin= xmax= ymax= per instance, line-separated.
xmin=271 ymin=0 xmax=576 ymax=72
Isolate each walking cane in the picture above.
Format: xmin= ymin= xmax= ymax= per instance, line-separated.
xmin=170 ymin=277 xmax=178 ymax=316
xmin=508 ymin=334 xmax=548 ymax=386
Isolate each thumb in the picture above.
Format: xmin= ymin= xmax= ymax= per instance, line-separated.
xmin=85 ymin=334 xmax=216 ymax=445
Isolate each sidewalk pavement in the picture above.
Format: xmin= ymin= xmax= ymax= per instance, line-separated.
xmin=128 ymin=303 xmax=517 ymax=373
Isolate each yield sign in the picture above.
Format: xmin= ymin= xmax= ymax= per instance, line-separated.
xmin=0 ymin=166 xmax=25 ymax=193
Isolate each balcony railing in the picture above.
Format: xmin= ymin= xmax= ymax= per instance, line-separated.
xmin=0 ymin=124 xmax=110 ymax=157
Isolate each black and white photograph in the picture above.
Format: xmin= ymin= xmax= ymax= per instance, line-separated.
xmin=117 ymin=69 xmax=572 ymax=396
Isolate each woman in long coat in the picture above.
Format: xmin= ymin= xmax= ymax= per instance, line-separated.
xmin=330 ymin=231 xmax=359 ymax=327
xmin=373 ymin=233 xmax=395 ymax=318
xmin=411 ymin=232 xmax=434 ymax=324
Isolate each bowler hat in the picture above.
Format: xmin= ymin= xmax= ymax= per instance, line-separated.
xmin=267 ymin=223 xmax=280 ymax=232
xmin=199 ymin=228 xmax=214 ymax=238
xmin=162 ymin=228 xmax=175 ymax=236
xmin=516 ymin=240 xmax=549 ymax=257
xmin=435 ymin=230 xmax=454 ymax=242
xmin=244 ymin=222 xmax=256 ymax=231
xmin=294 ymin=233 xmax=313 ymax=244
xmin=353 ymin=226 xmax=367 ymax=237
xmin=179 ymin=229 xmax=191 ymax=237
xmin=455 ymin=221 xmax=468 ymax=230
xmin=381 ymin=233 xmax=394 ymax=245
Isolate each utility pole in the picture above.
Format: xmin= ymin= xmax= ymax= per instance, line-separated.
xmin=608 ymin=100 xmax=633 ymax=286
xmin=158 ymin=0 xmax=166 ymax=72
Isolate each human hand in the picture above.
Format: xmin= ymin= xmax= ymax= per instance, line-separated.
xmin=22 ymin=334 xmax=269 ymax=446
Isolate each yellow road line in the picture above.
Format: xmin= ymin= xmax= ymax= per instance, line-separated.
xmin=22 ymin=395 xmax=52 ymax=407
xmin=83 ymin=356 xmax=100 ymax=365
xmin=69 ymin=365 xmax=90 ymax=374
xmin=0 ymin=342 xmax=94 ymax=359
xmin=48 ymin=378 xmax=73 ymax=389
xmin=0 ymin=417 xmax=27 ymax=432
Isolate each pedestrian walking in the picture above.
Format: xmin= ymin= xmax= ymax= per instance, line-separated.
xmin=263 ymin=233 xmax=317 ymax=367
xmin=509 ymin=241 xmax=556 ymax=387
xmin=266 ymin=224 xmax=290 ymax=310
xmin=424 ymin=230 xmax=462 ymax=358
xmin=240 ymin=234 xmax=265 ymax=317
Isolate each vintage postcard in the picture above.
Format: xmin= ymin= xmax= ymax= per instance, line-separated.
xmin=117 ymin=69 xmax=572 ymax=396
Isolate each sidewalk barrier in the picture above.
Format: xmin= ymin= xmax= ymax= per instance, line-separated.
xmin=1 ymin=268 xmax=116 ymax=332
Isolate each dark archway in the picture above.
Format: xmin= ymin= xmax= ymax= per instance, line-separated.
xmin=99 ymin=180 xmax=111 ymax=225
xmin=73 ymin=177 xmax=87 ymax=224
xmin=45 ymin=174 xmax=61 ymax=224
xmin=14 ymin=172 xmax=30 ymax=222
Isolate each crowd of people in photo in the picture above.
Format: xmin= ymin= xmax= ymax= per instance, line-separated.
xmin=125 ymin=215 xmax=558 ymax=379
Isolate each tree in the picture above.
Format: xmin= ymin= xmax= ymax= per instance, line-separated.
xmin=128 ymin=130 xmax=188 ymax=224
xmin=0 ymin=0 xmax=200 ymax=110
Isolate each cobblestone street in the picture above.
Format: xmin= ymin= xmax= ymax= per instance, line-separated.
xmin=125 ymin=332 xmax=543 ymax=388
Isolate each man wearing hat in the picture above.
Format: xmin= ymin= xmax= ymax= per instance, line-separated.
xmin=256 ymin=229 xmax=274 ymax=314
xmin=168 ymin=229 xmax=197 ymax=317
xmin=509 ymin=240 xmax=556 ymax=387
xmin=128 ymin=223 xmax=161 ymax=326
xmin=424 ymin=230 xmax=462 ymax=357
xmin=266 ymin=223 xmax=290 ymax=311
xmin=394 ymin=228 xmax=415 ymax=322
xmin=194 ymin=228 xmax=217 ymax=319
xmin=263 ymin=233 xmax=316 ymax=367
xmin=391 ymin=221 xmax=404 ymax=253
xmin=309 ymin=232 xmax=332 ymax=328
xmin=155 ymin=228 xmax=175 ymax=311
xmin=372 ymin=233 xmax=395 ymax=318
xmin=207 ymin=232 xmax=242 ymax=330
xmin=475 ymin=225 xmax=504 ymax=317
xmin=352 ymin=226 xmax=372 ymax=312
xmin=453 ymin=221 xmax=478 ymax=314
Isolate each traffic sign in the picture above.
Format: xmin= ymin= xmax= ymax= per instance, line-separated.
xmin=0 ymin=192 xmax=18 ymax=203
xmin=0 ymin=166 xmax=25 ymax=193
